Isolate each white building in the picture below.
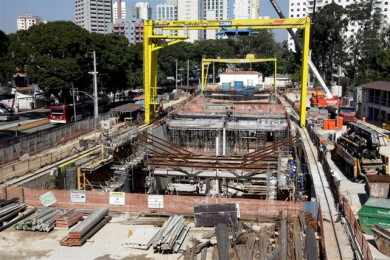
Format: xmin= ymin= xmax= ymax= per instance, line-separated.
xmin=288 ymin=0 xmax=390 ymax=51
xmin=156 ymin=1 xmax=177 ymax=21
xmin=113 ymin=0 xmax=127 ymax=23
xmin=203 ymin=0 xmax=234 ymax=39
xmin=233 ymin=0 xmax=260 ymax=19
xmin=220 ymin=71 xmax=262 ymax=87
xmin=135 ymin=2 xmax=151 ymax=20
xmin=74 ymin=0 xmax=113 ymax=34
xmin=16 ymin=16 xmax=43 ymax=31
xmin=177 ymin=0 xmax=204 ymax=42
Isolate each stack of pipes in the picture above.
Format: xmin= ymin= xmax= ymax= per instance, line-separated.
xmin=60 ymin=208 xmax=111 ymax=246
xmin=152 ymin=215 xmax=190 ymax=254
xmin=0 ymin=198 xmax=33 ymax=231
xmin=15 ymin=207 xmax=63 ymax=232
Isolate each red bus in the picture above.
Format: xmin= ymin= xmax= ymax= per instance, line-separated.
xmin=48 ymin=104 xmax=71 ymax=123
xmin=48 ymin=94 xmax=109 ymax=124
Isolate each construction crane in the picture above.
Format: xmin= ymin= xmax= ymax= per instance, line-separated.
xmin=143 ymin=18 xmax=311 ymax=127
xmin=268 ymin=0 xmax=334 ymax=100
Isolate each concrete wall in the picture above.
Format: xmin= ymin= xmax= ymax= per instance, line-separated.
xmin=0 ymin=187 xmax=305 ymax=219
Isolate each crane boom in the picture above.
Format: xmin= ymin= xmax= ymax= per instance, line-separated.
xmin=268 ymin=0 xmax=333 ymax=98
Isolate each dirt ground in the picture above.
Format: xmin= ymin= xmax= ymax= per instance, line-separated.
xmin=0 ymin=215 xmax=212 ymax=260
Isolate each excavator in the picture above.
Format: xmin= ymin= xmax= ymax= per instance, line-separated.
xmin=268 ymin=0 xmax=340 ymax=108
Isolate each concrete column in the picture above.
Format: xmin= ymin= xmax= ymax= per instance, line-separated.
xmin=222 ymin=128 xmax=226 ymax=156
xmin=216 ymin=135 xmax=219 ymax=156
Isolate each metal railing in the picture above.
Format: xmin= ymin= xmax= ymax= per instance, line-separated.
xmin=0 ymin=113 xmax=112 ymax=165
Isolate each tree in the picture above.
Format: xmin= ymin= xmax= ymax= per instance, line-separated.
xmin=0 ymin=31 xmax=12 ymax=86
xmin=5 ymin=21 xmax=139 ymax=95
xmin=310 ymin=3 xmax=348 ymax=84
xmin=344 ymin=3 xmax=390 ymax=85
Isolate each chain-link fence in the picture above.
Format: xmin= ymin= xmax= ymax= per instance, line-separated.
xmin=0 ymin=113 xmax=112 ymax=165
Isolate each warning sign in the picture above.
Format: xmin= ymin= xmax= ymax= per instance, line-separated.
xmin=109 ymin=192 xmax=125 ymax=205
xmin=148 ymin=195 xmax=164 ymax=209
xmin=70 ymin=190 xmax=86 ymax=203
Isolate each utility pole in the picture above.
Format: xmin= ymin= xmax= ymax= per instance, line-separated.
xmin=212 ymin=62 xmax=215 ymax=84
xmin=187 ymin=59 xmax=190 ymax=89
xmin=89 ymin=51 xmax=99 ymax=121
xmin=71 ymin=82 xmax=77 ymax=122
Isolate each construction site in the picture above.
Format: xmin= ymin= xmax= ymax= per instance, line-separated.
xmin=0 ymin=15 xmax=389 ymax=260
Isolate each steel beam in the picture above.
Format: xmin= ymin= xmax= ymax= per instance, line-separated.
xmin=143 ymin=17 xmax=312 ymax=127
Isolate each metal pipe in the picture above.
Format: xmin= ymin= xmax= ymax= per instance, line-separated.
xmin=70 ymin=208 xmax=108 ymax=238
xmin=0 ymin=208 xmax=36 ymax=232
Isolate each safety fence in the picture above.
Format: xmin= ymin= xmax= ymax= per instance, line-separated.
xmin=0 ymin=187 xmax=305 ymax=219
xmin=340 ymin=196 xmax=373 ymax=260
xmin=0 ymin=113 xmax=111 ymax=164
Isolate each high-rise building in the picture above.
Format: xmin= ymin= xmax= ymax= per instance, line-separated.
xmin=177 ymin=0 xmax=204 ymax=42
xmin=112 ymin=19 xmax=144 ymax=44
xmin=16 ymin=16 xmax=43 ymax=31
xmin=233 ymin=0 xmax=260 ymax=19
xmin=135 ymin=2 xmax=152 ymax=20
xmin=74 ymin=0 xmax=113 ymax=34
xmin=113 ymin=0 xmax=127 ymax=23
xmin=203 ymin=0 xmax=234 ymax=39
xmin=288 ymin=0 xmax=390 ymax=51
xmin=126 ymin=20 xmax=144 ymax=44
xmin=156 ymin=1 xmax=178 ymax=21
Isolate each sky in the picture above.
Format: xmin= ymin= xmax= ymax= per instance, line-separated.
xmin=0 ymin=0 xmax=289 ymax=41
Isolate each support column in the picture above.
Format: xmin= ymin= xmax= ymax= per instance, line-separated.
xmin=216 ymin=135 xmax=220 ymax=156
xmin=144 ymin=20 xmax=153 ymax=124
xmin=222 ymin=127 xmax=226 ymax=156
xmin=274 ymin=59 xmax=277 ymax=96
xmin=151 ymin=50 xmax=158 ymax=111
xmin=299 ymin=17 xmax=311 ymax=128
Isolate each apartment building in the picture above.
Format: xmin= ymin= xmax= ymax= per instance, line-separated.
xmin=233 ymin=0 xmax=260 ymax=19
xmin=74 ymin=0 xmax=113 ymax=34
xmin=156 ymin=1 xmax=178 ymax=21
xmin=17 ymin=16 xmax=43 ymax=31
xmin=360 ymin=81 xmax=390 ymax=124
xmin=113 ymin=0 xmax=127 ymax=23
xmin=288 ymin=0 xmax=390 ymax=51
xmin=135 ymin=2 xmax=152 ymax=20
xmin=177 ymin=0 xmax=204 ymax=42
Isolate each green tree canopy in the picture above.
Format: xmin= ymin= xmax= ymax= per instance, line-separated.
xmin=310 ymin=3 xmax=348 ymax=83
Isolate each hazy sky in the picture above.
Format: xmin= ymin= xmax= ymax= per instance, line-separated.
xmin=0 ymin=0 xmax=289 ymax=41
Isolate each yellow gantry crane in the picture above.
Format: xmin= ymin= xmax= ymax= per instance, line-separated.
xmin=143 ymin=17 xmax=311 ymax=127
xmin=201 ymin=54 xmax=277 ymax=94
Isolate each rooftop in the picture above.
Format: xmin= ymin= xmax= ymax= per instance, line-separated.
xmin=221 ymin=71 xmax=261 ymax=75
xmin=111 ymin=103 xmax=142 ymax=113
xmin=360 ymin=81 xmax=390 ymax=91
